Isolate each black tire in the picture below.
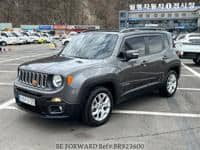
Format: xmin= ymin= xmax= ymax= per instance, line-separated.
xmin=193 ymin=55 xmax=200 ymax=65
xmin=1 ymin=41 xmax=7 ymax=46
xmin=82 ymin=87 xmax=113 ymax=126
xmin=160 ymin=70 xmax=178 ymax=97
xmin=64 ymin=41 xmax=69 ymax=46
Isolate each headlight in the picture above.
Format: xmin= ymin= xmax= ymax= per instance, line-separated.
xmin=52 ymin=75 xmax=63 ymax=88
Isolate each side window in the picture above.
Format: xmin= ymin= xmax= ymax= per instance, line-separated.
xmin=123 ymin=36 xmax=145 ymax=57
xmin=148 ymin=35 xmax=163 ymax=54
xmin=163 ymin=35 xmax=170 ymax=49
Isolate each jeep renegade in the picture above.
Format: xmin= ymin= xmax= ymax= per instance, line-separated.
xmin=14 ymin=30 xmax=181 ymax=126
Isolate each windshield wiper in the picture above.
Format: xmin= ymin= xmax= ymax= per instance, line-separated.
xmin=66 ymin=55 xmax=90 ymax=59
xmin=72 ymin=56 xmax=90 ymax=59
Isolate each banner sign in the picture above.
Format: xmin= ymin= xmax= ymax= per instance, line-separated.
xmin=0 ymin=23 xmax=12 ymax=30
xmin=39 ymin=25 xmax=53 ymax=30
xmin=21 ymin=25 xmax=39 ymax=31
xmin=130 ymin=2 xmax=199 ymax=11
xmin=53 ymin=25 xmax=66 ymax=30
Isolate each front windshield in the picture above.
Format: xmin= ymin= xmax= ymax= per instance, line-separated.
xmin=6 ymin=32 xmax=14 ymax=37
xmin=60 ymin=32 xmax=118 ymax=59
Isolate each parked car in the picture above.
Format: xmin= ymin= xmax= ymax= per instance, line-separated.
xmin=0 ymin=32 xmax=18 ymax=45
xmin=31 ymin=33 xmax=51 ymax=44
xmin=175 ymin=33 xmax=200 ymax=65
xmin=21 ymin=32 xmax=35 ymax=44
xmin=14 ymin=30 xmax=181 ymax=126
xmin=61 ymin=31 xmax=77 ymax=45
xmin=11 ymin=32 xmax=26 ymax=44
xmin=61 ymin=38 xmax=71 ymax=46
xmin=22 ymin=32 xmax=39 ymax=44
xmin=0 ymin=36 xmax=9 ymax=46
xmin=41 ymin=33 xmax=52 ymax=43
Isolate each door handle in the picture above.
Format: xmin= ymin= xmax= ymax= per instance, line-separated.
xmin=141 ymin=60 xmax=147 ymax=66
xmin=162 ymin=55 xmax=169 ymax=60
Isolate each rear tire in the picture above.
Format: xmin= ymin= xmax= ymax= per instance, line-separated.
xmin=160 ymin=71 xmax=178 ymax=97
xmin=82 ymin=87 xmax=113 ymax=126
xmin=193 ymin=55 xmax=200 ymax=65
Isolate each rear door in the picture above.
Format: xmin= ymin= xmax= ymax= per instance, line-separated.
xmin=144 ymin=34 xmax=168 ymax=85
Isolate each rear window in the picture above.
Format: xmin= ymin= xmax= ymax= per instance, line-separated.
xmin=148 ymin=35 xmax=163 ymax=54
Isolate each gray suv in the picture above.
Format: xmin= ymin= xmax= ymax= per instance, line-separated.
xmin=14 ymin=30 xmax=181 ymax=126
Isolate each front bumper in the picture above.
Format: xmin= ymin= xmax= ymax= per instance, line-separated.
xmin=14 ymin=85 xmax=80 ymax=119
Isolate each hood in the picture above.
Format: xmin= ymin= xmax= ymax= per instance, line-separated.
xmin=19 ymin=55 xmax=104 ymax=75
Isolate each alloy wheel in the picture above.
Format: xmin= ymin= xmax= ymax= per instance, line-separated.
xmin=91 ymin=93 xmax=111 ymax=122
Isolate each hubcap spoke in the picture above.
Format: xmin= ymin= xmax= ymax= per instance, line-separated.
xmin=91 ymin=92 xmax=111 ymax=121
xmin=167 ymin=74 xmax=177 ymax=94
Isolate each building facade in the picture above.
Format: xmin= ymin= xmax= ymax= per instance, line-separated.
xmin=119 ymin=2 xmax=200 ymax=32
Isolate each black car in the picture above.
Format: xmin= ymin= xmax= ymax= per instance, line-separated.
xmin=14 ymin=30 xmax=181 ymax=126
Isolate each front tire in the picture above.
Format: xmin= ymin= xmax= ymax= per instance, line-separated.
xmin=160 ymin=71 xmax=178 ymax=97
xmin=1 ymin=41 xmax=7 ymax=46
xmin=82 ymin=87 xmax=113 ymax=126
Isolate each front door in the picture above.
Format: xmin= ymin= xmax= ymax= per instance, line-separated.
xmin=118 ymin=35 xmax=150 ymax=96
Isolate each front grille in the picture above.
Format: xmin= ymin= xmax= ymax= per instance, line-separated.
xmin=18 ymin=69 xmax=48 ymax=89
xmin=189 ymin=39 xmax=200 ymax=44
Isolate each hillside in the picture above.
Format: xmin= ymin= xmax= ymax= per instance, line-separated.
xmin=0 ymin=0 xmax=199 ymax=28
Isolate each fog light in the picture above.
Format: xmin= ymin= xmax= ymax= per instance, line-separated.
xmin=51 ymin=98 xmax=62 ymax=103
xmin=49 ymin=105 xmax=64 ymax=114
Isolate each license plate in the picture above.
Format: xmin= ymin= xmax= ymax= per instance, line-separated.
xmin=19 ymin=95 xmax=36 ymax=106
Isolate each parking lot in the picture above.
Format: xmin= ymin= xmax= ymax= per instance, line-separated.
xmin=0 ymin=44 xmax=200 ymax=150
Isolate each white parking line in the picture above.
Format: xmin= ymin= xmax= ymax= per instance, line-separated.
xmin=0 ymin=83 xmax=13 ymax=86
xmin=0 ymin=71 xmax=16 ymax=73
xmin=0 ymin=52 xmax=56 ymax=63
xmin=177 ymin=88 xmax=200 ymax=91
xmin=3 ymin=106 xmax=20 ymax=111
xmin=1 ymin=98 xmax=200 ymax=118
xmin=0 ymin=99 xmax=15 ymax=109
xmin=181 ymin=74 xmax=196 ymax=77
xmin=182 ymin=63 xmax=200 ymax=78
xmin=113 ymin=110 xmax=200 ymax=118
xmin=0 ymin=63 xmax=20 ymax=66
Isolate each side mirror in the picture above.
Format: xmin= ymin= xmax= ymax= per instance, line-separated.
xmin=124 ymin=50 xmax=139 ymax=61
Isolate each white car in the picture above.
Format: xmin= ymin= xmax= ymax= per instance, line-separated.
xmin=62 ymin=37 xmax=71 ymax=46
xmin=175 ymin=33 xmax=200 ymax=65
xmin=0 ymin=36 xmax=9 ymax=46
xmin=12 ymin=32 xmax=26 ymax=44
xmin=21 ymin=32 xmax=35 ymax=43
xmin=0 ymin=32 xmax=18 ymax=45
xmin=61 ymin=31 xmax=77 ymax=45
xmin=41 ymin=33 xmax=52 ymax=43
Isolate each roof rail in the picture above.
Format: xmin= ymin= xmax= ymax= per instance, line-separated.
xmin=120 ymin=27 xmax=166 ymax=33
xmin=82 ymin=29 xmax=119 ymax=33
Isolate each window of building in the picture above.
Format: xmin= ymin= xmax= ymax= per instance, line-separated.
xmin=148 ymin=35 xmax=163 ymax=54
xmin=168 ymin=13 xmax=172 ymax=17
xmin=146 ymin=14 xmax=150 ymax=18
xmin=175 ymin=13 xmax=179 ymax=17
xmin=123 ymin=36 xmax=146 ymax=57
xmin=161 ymin=13 xmax=165 ymax=17
xmin=181 ymin=13 xmax=187 ymax=17
xmin=138 ymin=14 xmax=143 ymax=18
xmin=120 ymin=12 xmax=126 ymax=18
xmin=120 ymin=20 xmax=126 ymax=28
xmin=154 ymin=14 xmax=158 ymax=18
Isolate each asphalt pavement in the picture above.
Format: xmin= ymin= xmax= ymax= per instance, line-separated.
xmin=0 ymin=44 xmax=200 ymax=150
